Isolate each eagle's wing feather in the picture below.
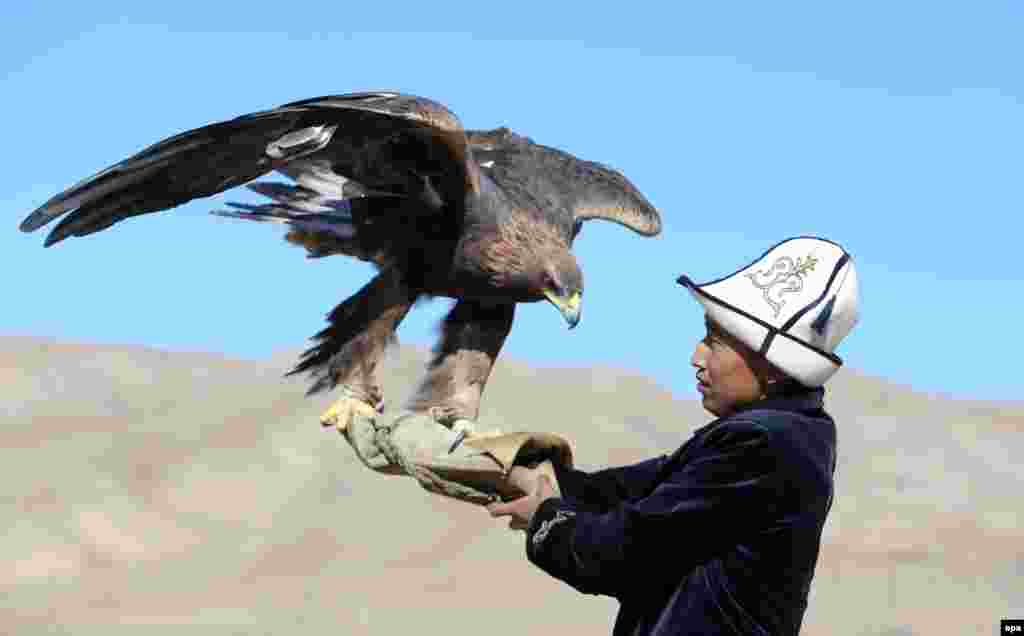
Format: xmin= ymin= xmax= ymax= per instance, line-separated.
xmin=467 ymin=128 xmax=661 ymax=239
xmin=563 ymin=157 xmax=661 ymax=237
xmin=19 ymin=92 xmax=476 ymax=247
xmin=278 ymin=93 xmax=479 ymax=206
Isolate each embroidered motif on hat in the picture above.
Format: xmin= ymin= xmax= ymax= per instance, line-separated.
xmin=745 ymin=253 xmax=819 ymax=318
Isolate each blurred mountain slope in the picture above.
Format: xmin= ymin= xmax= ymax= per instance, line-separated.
xmin=1 ymin=335 xmax=1020 ymax=635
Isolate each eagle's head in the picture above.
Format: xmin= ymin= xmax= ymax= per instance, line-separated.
xmin=478 ymin=213 xmax=585 ymax=328
xmin=538 ymin=250 xmax=583 ymax=329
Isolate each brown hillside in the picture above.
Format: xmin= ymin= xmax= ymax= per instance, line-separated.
xmin=1 ymin=336 xmax=1020 ymax=635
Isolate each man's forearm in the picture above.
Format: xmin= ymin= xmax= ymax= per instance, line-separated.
xmin=552 ymin=455 xmax=670 ymax=513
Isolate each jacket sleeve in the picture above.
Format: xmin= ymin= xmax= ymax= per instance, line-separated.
xmin=552 ymin=455 xmax=671 ymax=513
xmin=525 ymin=422 xmax=783 ymax=598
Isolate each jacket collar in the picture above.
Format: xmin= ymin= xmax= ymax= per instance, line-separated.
xmin=693 ymin=386 xmax=825 ymax=436
xmin=740 ymin=386 xmax=825 ymax=415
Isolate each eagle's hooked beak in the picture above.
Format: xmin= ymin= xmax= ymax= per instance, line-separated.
xmin=544 ymin=289 xmax=582 ymax=329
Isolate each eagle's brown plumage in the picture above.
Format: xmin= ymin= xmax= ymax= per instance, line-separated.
xmin=19 ymin=92 xmax=662 ymax=422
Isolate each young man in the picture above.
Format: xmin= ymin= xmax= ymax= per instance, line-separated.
xmin=488 ymin=236 xmax=860 ymax=635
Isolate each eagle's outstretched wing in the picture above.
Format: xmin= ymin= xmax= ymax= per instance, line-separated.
xmin=19 ymin=92 xmax=479 ymax=247
xmin=466 ymin=128 xmax=661 ymax=241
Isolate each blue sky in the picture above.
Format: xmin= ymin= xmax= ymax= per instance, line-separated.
xmin=3 ymin=2 xmax=1021 ymax=401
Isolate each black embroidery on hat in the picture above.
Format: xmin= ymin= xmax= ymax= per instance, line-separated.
xmin=745 ymin=254 xmax=818 ymax=318
xmin=811 ymin=295 xmax=836 ymax=336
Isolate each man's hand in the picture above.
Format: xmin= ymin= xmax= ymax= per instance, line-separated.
xmin=505 ymin=465 xmax=540 ymax=495
xmin=487 ymin=472 xmax=558 ymax=531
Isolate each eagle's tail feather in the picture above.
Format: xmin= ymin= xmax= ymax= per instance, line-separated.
xmin=212 ymin=181 xmax=355 ymax=232
xmin=211 ymin=202 xmax=356 ymax=239
xmin=286 ymin=268 xmax=419 ymax=396
xmin=214 ymin=180 xmax=402 ymax=261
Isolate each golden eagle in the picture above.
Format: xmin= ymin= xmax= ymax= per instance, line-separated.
xmin=19 ymin=92 xmax=661 ymax=431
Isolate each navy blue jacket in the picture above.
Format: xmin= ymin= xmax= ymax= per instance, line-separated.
xmin=525 ymin=389 xmax=836 ymax=635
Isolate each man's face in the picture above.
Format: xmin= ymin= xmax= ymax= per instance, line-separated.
xmin=691 ymin=318 xmax=773 ymax=417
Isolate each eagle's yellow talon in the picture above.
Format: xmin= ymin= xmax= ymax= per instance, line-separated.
xmin=320 ymin=396 xmax=378 ymax=432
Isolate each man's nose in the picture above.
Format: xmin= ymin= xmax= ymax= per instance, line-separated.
xmin=691 ymin=342 xmax=708 ymax=368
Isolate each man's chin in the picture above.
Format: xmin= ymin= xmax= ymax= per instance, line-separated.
xmin=700 ymin=395 xmax=722 ymax=417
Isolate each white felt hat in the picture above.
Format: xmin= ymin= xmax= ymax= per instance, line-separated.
xmin=677 ymin=237 xmax=860 ymax=387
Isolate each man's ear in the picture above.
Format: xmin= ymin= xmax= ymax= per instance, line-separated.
xmin=765 ymin=366 xmax=787 ymax=385
xmin=755 ymin=357 xmax=790 ymax=393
